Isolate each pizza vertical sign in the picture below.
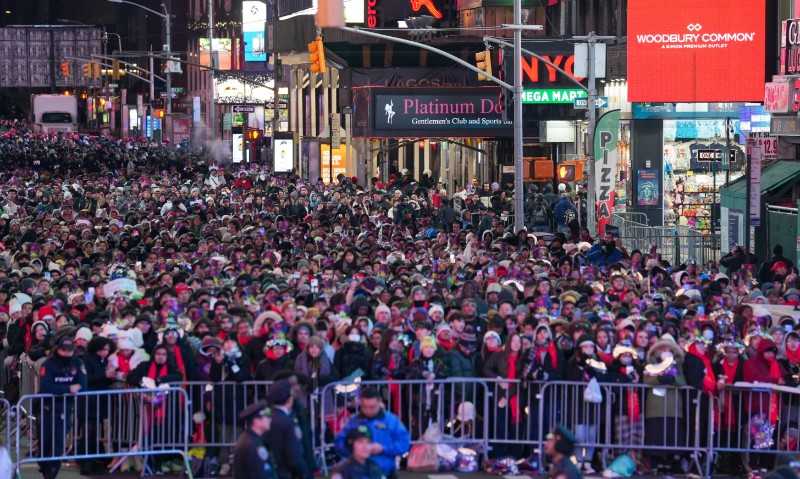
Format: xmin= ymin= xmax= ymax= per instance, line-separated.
xmin=594 ymin=109 xmax=621 ymax=237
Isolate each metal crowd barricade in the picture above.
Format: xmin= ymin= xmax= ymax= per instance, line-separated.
xmin=173 ymin=380 xmax=275 ymax=452
xmin=711 ymin=382 xmax=800 ymax=473
xmin=15 ymin=387 xmax=193 ymax=478
xmin=601 ymin=382 xmax=713 ymax=477
xmin=317 ymin=378 xmax=490 ymax=473
xmin=0 ymin=397 xmax=10 ymax=452
xmin=17 ymin=359 xmax=38 ymax=398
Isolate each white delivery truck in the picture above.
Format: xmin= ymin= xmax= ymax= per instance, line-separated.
xmin=31 ymin=94 xmax=79 ymax=134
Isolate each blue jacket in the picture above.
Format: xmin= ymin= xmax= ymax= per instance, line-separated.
xmin=553 ymin=198 xmax=577 ymax=225
xmin=334 ymin=410 xmax=411 ymax=475
xmin=587 ymin=242 xmax=623 ymax=266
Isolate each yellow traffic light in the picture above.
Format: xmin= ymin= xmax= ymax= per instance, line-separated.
xmin=82 ymin=63 xmax=92 ymax=78
xmin=60 ymin=62 xmax=70 ymax=78
xmin=308 ymin=36 xmax=326 ymax=74
xmin=112 ymin=60 xmax=120 ymax=81
xmin=475 ymin=50 xmax=492 ymax=81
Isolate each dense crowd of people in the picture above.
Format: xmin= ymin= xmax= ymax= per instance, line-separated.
xmin=0 ymin=122 xmax=799 ymax=479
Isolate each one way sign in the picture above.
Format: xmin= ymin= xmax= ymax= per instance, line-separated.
xmin=232 ymin=105 xmax=256 ymax=113
xmin=574 ymin=97 xmax=608 ymax=109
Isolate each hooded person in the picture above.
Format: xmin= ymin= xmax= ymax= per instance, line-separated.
xmin=564 ymin=333 xmax=609 ymax=474
xmin=683 ymin=336 xmax=715 ymax=467
xmin=108 ymin=332 xmax=150 ymax=386
xmin=711 ymin=339 xmax=746 ymax=475
xmin=743 ymin=338 xmax=787 ymax=470
xmin=642 ymin=334 xmax=687 ymax=475
xmin=406 ymin=335 xmax=448 ymax=438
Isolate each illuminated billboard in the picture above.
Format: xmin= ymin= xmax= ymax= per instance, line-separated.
xmin=628 ymin=0 xmax=766 ymax=102
xmin=243 ymin=1 xmax=267 ymax=62
xmin=199 ymin=38 xmax=233 ymax=70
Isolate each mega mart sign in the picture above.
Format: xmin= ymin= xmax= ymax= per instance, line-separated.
xmin=628 ymin=0 xmax=766 ymax=102
xmin=522 ymin=88 xmax=586 ymax=104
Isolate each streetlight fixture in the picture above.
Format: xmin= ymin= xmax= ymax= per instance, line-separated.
xmin=107 ymin=0 xmax=172 ymax=138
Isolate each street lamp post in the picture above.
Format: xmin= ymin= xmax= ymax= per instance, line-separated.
xmin=107 ymin=0 xmax=171 ymax=140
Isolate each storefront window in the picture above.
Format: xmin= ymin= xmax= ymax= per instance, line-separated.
xmin=662 ymin=119 xmax=745 ymax=231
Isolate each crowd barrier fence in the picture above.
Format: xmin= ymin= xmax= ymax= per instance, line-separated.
xmin=611 ymin=220 xmax=721 ymax=267
xmin=6 ymin=373 xmax=800 ymax=478
xmin=0 ymin=397 xmax=10 ymax=455
xmin=317 ymin=378 xmax=491 ymax=472
xmin=14 ymin=387 xmax=193 ymax=479
xmin=711 ymin=383 xmax=800 ymax=472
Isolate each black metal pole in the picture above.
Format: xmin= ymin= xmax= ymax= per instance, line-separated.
xmin=725 ymin=116 xmax=731 ymax=186
xmin=745 ymin=138 xmax=752 ymax=265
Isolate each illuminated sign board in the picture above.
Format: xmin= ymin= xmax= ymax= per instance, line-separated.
xmin=522 ymin=88 xmax=586 ymax=104
xmin=243 ymin=1 xmax=267 ymax=62
xmin=274 ymin=138 xmax=294 ymax=172
xmin=199 ymin=38 xmax=233 ymax=70
xmin=628 ymin=0 xmax=766 ymax=102
xmin=232 ymin=133 xmax=244 ymax=163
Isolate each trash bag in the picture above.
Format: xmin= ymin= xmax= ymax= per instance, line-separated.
xmin=584 ymin=377 xmax=603 ymax=404
xmin=408 ymin=423 xmax=443 ymax=472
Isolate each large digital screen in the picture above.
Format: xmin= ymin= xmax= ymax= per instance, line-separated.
xmin=274 ymin=139 xmax=294 ymax=172
xmin=243 ymin=1 xmax=267 ymax=62
xmin=628 ymin=0 xmax=766 ymax=102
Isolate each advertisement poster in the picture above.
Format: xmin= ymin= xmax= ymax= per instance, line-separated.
xmin=199 ymin=38 xmax=232 ymax=70
xmin=274 ymin=139 xmax=294 ymax=173
xmin=637 ymin=169 xmax=659 ymax=206
xmin=172 ymin=118 xmax=191 ymax=145
xmin=628 ymin=0 xmax=765 ymax=102
xmin=593 ymin=110 xmax=620 ymax=237
xmin=242 ymin=1 xmax=267 ymax=62
xmin=321 ymin=145 xmax=354 ymax=184
xmin=232 ymin=133 xmax=244 ymax=163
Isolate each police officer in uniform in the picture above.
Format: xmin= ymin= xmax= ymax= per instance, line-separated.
xmin=233 ymin=401 xmax=278 ymax=479
xmin=330 ymin=426 xmax=385 ymax=479
xmin=38 ymin=336 xmax=87 ymax=479
xmin=263 ymin=379 xmax=311 ymax=479
xmin=545 ymin=424 xmax=582 ymax=479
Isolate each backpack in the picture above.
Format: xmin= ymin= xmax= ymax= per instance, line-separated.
xmin=533 ymin=204 xmax=549 ymax=225
xmin=563 ymin=207 xmax=576 ymax=226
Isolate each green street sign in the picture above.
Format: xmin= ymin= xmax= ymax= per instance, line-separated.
xmin=521 ymin=88 xmax=587 ymax=104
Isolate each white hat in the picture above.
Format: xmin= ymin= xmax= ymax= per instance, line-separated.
xmin=101 ymin=323 xmax=120 ymax=339
xmin=75 ymin=327 xmax=93 ymax=343
xmin=126 ymin=328 xmax=144 ymax=348
xmin=486 ymin=283 xmax=502 ymax=294
xmin=117 ymin=336 xmax=135 ymax=351
xmin=457 ymin=401 xmax=476 ymax=422
xmin=13 ymin=292 xmax=31 ymax=305
xmin=558 ymin=183 xmax=567 ymax=192
xmin=8 ymin=297 xmax=21 ymax=315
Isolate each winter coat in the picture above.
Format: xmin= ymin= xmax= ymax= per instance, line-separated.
xmin=643 ymin=338 xmax=686 ymax=419
xmin=255 ymin=354 xmax=294 ymax=381
xmin=334 ymin=342 xmax=372 ymax=379
xmin=444 ymin=348 xmax=477 ymax=401
xmin=293 ymin=350 xmax=338 ymax=410
xmin=210 ymin=352 xmax=252 ymax=425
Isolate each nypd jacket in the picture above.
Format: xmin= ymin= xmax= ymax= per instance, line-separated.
xmin=40 ymin=355 xmax=88 ymax=398
xmin=335 ymin=410 xmax=410 ymax=475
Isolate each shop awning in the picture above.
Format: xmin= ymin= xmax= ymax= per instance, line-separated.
xmin=720 ymin=161 xmax=800 ymax=200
